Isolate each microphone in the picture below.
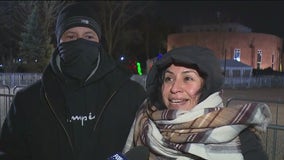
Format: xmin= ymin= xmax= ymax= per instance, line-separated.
xmin=107 ymin=152 xmax=127 ymax=160
xmin=107 ymin=146 xmax=149 ymax=160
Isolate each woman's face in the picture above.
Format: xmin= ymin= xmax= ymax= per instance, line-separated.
xmin=161 ymin=64 xmax=204 ymax=110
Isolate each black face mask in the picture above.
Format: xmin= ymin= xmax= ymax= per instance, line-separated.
xmin=58 ymin=38 xmax=100 ymax=81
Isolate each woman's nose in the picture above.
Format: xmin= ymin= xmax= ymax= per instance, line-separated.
xmin=170 ymin=80 xmax=182 ymax=93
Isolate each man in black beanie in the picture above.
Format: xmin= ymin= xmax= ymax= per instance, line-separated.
xmin=0 ymin=2 xmax=146 ymax=160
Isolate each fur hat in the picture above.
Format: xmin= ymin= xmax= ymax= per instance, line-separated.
xmin=146 ymin=45 xmax=224 ymax=108
xmin=55 ymin=2 xmax=102 ymax=43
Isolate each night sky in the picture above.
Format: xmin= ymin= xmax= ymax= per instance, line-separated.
xmin=153 ymin=1 xmax=284 ymax=38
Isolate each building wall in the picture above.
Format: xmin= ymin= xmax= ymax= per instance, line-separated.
xmin=167 ymin=32 xmax=283 ymax=71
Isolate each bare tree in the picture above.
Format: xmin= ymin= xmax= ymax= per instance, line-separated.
xmin=0 ymin=1 xmax=24 ymax=72
xmin=17 ymin=1 xmax=71 ymax=72
xmin=95 ymin=1 xmax=150 ymax=57
xmin=39 ymin=1 xmax=72 ymax=42
xmin=0 ymin=1 xmax=71 ymax=72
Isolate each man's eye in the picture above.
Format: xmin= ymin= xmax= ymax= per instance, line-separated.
xmin=86 ymin=36 xmax=94 ymax=39
xmin=66 ymin=35 xmax=76 ymax=40
xmin=84 ymin=34 xmax=96 ymax=40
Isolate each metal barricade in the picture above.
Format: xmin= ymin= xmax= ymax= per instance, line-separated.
xmin=0 ymin=85 xmax=25 ymax=133
xmin=0 ymin=93 xmax=14 ymax=129
xmin=225 ymin=97 xmax=284 ymax=160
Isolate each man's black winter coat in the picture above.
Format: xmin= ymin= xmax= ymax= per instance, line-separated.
xmin=0 ymin=50 xmax=146 ymax=160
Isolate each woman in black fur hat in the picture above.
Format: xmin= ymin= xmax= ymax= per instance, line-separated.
xmin=123 ymin=45 xmax=271 ymax=160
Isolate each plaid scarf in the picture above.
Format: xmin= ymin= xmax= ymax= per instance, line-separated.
xmin=123 ymin=92 xmax=271 ymax=160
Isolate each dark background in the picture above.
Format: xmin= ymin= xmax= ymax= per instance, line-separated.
xmin=153 ymin=1 xmax=284 ymax=38
xmin=1 ymin=1 xmax=284 ymax=73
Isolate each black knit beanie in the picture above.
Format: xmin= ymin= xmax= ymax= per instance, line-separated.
xmin=55 ymin=2 xmax=102 ymax=44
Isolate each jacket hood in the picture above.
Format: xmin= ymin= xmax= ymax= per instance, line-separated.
xmin=146 ymin=45 xmax=224 ymax=109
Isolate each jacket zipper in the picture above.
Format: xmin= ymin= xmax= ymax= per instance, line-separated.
xmin=44 ymin=93 xmax=74 ymax=152
xmin=92 ymin=78 xmax=130 ymax=132
xmin=92 ymin=89 xmax=118 ymax=132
